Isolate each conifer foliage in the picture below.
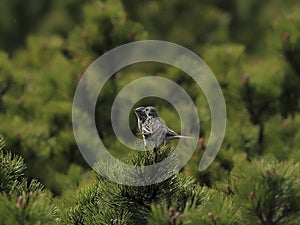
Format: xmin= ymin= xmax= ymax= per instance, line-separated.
xmin=0 ymin=138 xmax=58 ymax=225
xmin=1 ymin=0 xmax=300 ymax=224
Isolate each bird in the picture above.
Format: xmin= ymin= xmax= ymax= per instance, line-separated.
xmin=142 ymin=106 xmax=193 ymax=160
xmin=133 ymin=106 xmax=147 ymax=148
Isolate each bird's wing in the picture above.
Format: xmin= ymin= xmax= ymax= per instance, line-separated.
xmin=142 ymin=122 xmax=165 ymax=140
xmin=142 ymin=126 xmax=161 ymax=138
xmin=165 ymin=127 xmax=195 ymax=140
xmin=142 ymin=118 xmax=159 ymax=135
xmin=165 ymin=127 xmax=179 ymax=138
xmin=142 ymin=124 xmax=153 ymax=135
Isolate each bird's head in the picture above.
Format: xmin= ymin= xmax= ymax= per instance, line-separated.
xmin=144 ymin=106 xmax=159 ymax=118
xmin=134 ymin=106 xmax=147 ymax=120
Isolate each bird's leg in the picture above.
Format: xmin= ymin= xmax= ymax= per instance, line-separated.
xmin=153 ymin=146 xmax=158 ymax=162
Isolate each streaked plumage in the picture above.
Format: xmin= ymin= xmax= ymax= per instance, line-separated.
xmin=142 ymin=106 xmax=193 ymax=150
xmin=134 ymin=106 xmax=147 ymax=148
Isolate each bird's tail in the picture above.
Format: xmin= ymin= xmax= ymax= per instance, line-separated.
xmin=167 ymin=135 xmax=196 ymax=140
xmin=178 ymin=135 xmax=195 ymax=139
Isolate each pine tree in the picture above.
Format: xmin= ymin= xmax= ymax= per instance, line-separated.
xmin=1 ymin=0 xmax=300 ymax=224
xmin=61 ymin=145 xmax=206 ymax=224
xmin=230 ymin=159 xmax=300 ymax=225
xmin=0 ymin=137 xmax=59 ymax=225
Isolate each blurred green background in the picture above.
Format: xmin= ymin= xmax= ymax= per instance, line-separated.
xmin=0 ymin=0 xmax=300 ymax=205
xmin=1 ymin=0 xmax=300 ymax=224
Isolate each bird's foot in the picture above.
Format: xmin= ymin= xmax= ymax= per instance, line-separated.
xmin=152 ymin=147 xmax=158 ymax=163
